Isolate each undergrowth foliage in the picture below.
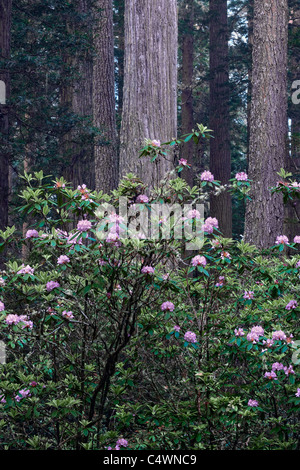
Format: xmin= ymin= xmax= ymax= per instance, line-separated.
xmin=0 ymin=149 xmax=299 ymax=449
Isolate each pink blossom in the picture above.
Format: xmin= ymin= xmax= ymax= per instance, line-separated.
xmin=17 ymin=265 xmax=34 ymax=275
xmin=271 ymin=362 xmax=284 ymax=371
xmin=57 ymin=255 xmax=70 ymax=265
xmin=205 ymin=217 xmax=218 ymax=228
xmin=136 ymin=194 xmax=149 ymax=204
xmin=5 ymin=314 xmax=20 ymax=325
xmin=191 ymin=255 xmax=207 ymax=267
xmin=295 ymin=388 xmax=300 ymax=397
xmin=46 ymin=281 xmax=60 ymax=292
xmin=161 ymin=301 xmax=175 ymax=312
xmin=25 ymin=229 xmax=39 ymax=239
xmin=77 ymin=220 xmax=92 ymax=232
xmin=248 ymin=399 xmax=258 ymax=407
xmin=294 ymin=236 xmax=300 ymax=244
xmin=0 ymin=277 xmax=6 ymax=286
xmin=62 ymin=310 xmax=74 ymax=320
xmin=247 ymin=325 xmax=264 ymax=343
xmin=243 ymin=291 xmax=254 ymax=300
xmin=116 ymin=438 xmax=128 ymax=448
xmin=264 ymin=371 xmax=277 ymax=380
xmin=202 ymin=222 xmax=214 ymax=234
xmin=200 ymin=170 xmax=214 ymax=182
xmin=174 ymin=325 xmax=181 ymax=332
xmin=187 ymin=209 xmax=201 ymax=219
xmin=221 ymin=251 xmax=231 ymax=260
xmin=235 ymin=172 xmax=248 ymax=181
xmin=275 ymin=235 xmax=289 ymax=245
xmin=285 ymin=300 xmax=298 ymax=310
xmin=141 ymin=266 xmax=155 ymax=275
xmin=0 ymin=301 xmax=5 ymax=312
xmin=284 ymin=365 xmax=295 ymax=376
xmin=178 ymin=158 xmax=189 ymax=166
xmin=272 ymin=330 xmax=287 ymax=342
xmin=234 ymin=328 xmax=244 ymax=337
xmin=184 ymin=331 xmax=197 ymax=343
xmin=151 ymin=140 xmax=161 ymax=147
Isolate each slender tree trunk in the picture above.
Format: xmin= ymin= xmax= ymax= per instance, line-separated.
xmin=244 ymin=0 xmax=288 ymax=249
xmin=119 ymin=0 xmax=178 ymax=189
xmin=0 ymin=0 xmax=11 ymax=234
xmin=61 ymin=0 xmax=94 ymax=191
xmin=180 ymin=0 xmax=195 ymax=187
xmin=209 ymin=0 xmax=232 ymax=237
xmin=93 ymin=0 xmax=118 ymax=193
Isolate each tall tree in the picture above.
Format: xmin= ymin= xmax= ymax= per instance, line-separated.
xmin=0 ymin=0 xmax=11 ymax=237
xmin=93 ymin=0 xmax=118 ymax=193
xmin=119 ymin=0 xmax=178 ymax=189
xmin=209 ymin=0 xmax=232 ymax=237
xmin=244 ymin=0 xmax=289 ymax=249
xmin=60 ymin=0 xmax=94 ymax=191
xmin=180 ymin=0 xmax=195 ymax=187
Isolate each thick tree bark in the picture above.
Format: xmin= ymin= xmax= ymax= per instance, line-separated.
xmin=209 ymin=0 xmax=232 ymax=238
xmin=180 ymin=0 xmax=195 ymax=187
xmin=0 ymin=0 xmax=11 ymax=237
xmin=93 ymin=0 xmax=118 ymax=193
xmin=244 ymin=0 xmax=288 ymax=249
xmin=119 ymin=0 xmax=178 ymax=189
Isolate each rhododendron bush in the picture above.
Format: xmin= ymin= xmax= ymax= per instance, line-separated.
xmin=0 ymin=166 xmax=299 ymax=450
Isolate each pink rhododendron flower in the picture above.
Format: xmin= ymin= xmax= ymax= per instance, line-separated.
xmin=243 ymin=291 xmax=254 ymax=300
xmin=178 ymin=158 xmax=189 ymax=166
xmin=5 ymin=314 xmax=20 ymax=325
xmin=26 ymin=229 xmax=39 ymax=239
xmin=275 ymin=235 xmax=289 ymax=245
xmin=57 ymin=255 xmax=70 ymax=265
xmin=271 ymin=362 xmax=284 ymax=371
xmin=293 ymin=236 xmax=300 ymax=244
xmin=136 ymin=194 xmax=149 ymax=204
xmin=187 ymin=209 xmax=201 ymax=219
xmin=191 ymin=255 xmax=207 ymax=267
xmin=116 ymin=438 xmax=128 ymax=448
xmin=0 ymin=301 xmax=5 ymax=311
xmin=17 ymin=264 xmax=34 ymax=275
xmin=296 ymin=388 xmax=300 ymax=397
xmin=46 ymin=281 xmax=60 ymax=292
xmin=151 ymin=139 xmax=161 ymax=147
xmin=235 ymin=172 xmax=248 ymax=181
xmin=285 ymin=300 xmax=298 ymax=310
xmin=247 ymin=325 xmax=264 ymax=343
xmin=248 ymin=399 xmax=258 ymax=407
xmin=221 ymin=251 xmax=231 ymax=260
xmin=272 ymin=330 xmax=287 ymax=341
xmin=264 ymin=371 xmax=277 ymax=380
xmin=62 ymin=310 xmax=74 ymax=320
xmin=205 ymin=217 xmax=218 ymax=228
xmin=216 ymin=276 xmax=225 ymax=287
xmin=200 ymin=170 xmax=214 ymax=182
xmin=161 ymin=301 xmax=175 ymax=312
xmin=174 ymin=325 xmax=181 ymax=332
xmin=284 ymin=365 xmax=295 ymax=376
xmin=184 ymin=331 xmax=197 ymax=343
xmin=234 ymin=328 xmax=244 ymax=337
xmin=141 ymin=266 xmax=155 ymax=275
xmin=202 ymin=222 xmax=214 ymax=234
xmin=77 ymin=220 xmax=92 ymax=232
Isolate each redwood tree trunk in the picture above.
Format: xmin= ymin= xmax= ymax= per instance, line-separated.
xmin=244 ymin=0 xmax=288 ymax=249
xmin=119 ymin=0 xmax=178 ymax=189
xmin=180 ymin=0 xmax=195 ymax=187
xmin=209 ymin=0 xmax=232 ymax=238
xmin=0 ymin=0 xmax=11 ymax=237
xmin=93 ymin=0 xmax=118 ymax=193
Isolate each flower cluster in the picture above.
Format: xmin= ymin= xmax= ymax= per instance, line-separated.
xmin=46 ymin=281 xmax=60 ymax=292
xmin=141 ymin=266 xmax=155 ymax=275
xmin=200 ymin=170 xmax=214 ymax=182
xmin=161 ymin=301 xmax=175 ymax=312
xmin=184 ymin=331 xmax=197 ymax=343
xmin=191 ymin=255 xmax=207 ymax=267
xmin=247 ymin=325 xmax=264 ymax=343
